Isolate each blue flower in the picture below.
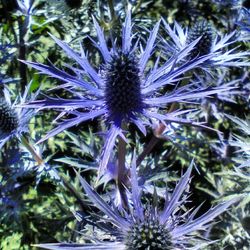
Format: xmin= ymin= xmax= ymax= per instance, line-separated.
xmin=24 ymin=12 xmax=230 ymax=175
xmin=0 ymin=82 xmax=38 ymax=149
xmin=35 ymin=159 xmax=240 ymax=250
xmin=162 ymin=18 xmax=250 ymax=68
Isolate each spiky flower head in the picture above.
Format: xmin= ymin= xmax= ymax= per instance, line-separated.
xmin=26 ymin=12 xmax=230 ymax=172
xmin=125 ymin=214 xmax=173 ymax=249
xmin=0 ymin=83 xmax=39 ymax=149
xmin=162 ymin=18 xmax=250 ymax=69
xmin=23 ymin=12 xmax=231 ymax=175
xmin=36 ymin=160 xmax=239 ymax=250
xmin=103 ymin=51 xmax=144 ymax=123
xmin=186 ymin=19 xmax=215 ymax=58
xmin=0 ymin=98 xmax=18 ymax=136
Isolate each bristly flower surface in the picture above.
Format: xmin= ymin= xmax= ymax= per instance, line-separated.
xmin=162 ymin=17 xmax=250 ymax=68
xmin=36 ymin=160 xmax=240 ymax=250
xmin=24 ymin=12 xmax=231 ymax=175
xmin=0 ymin=83 xmax=38 ymax=149
xmin=186 ymin=19 xmax=215 ymax=59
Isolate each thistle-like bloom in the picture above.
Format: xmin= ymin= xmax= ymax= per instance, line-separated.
xmin=24 ymin=12 xmax=230 ymax=174
xmin=186 ymin=19 xmax=215 ymax=58
xmin=36 ymin=160 xmax=239 ymax=250
xmin=0 ymin=83 xmax=38 ymax=149
xmin=162 ymin=18 xmax=250 ymax=68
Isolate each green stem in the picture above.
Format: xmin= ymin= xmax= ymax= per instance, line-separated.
xmin=108 ymin=0 xmax=116 ymax=22
xmin=20 ymin=135 xmax=44 ymax=165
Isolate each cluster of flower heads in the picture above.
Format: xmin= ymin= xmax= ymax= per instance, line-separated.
xmin=12 ymin=7 xmax=249 ymax=249
xmin=23 ymin=10 xmax=249 ymax=176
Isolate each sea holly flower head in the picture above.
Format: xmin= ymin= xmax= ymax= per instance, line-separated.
xmin=186 ymin=18 xmax=215 ymax=59
xmin=0 ymin=83 xmax=39 ymax=149
xmin=0 ymin=98 xmax=19 ymax=137
xmin=103 ymin=50 xmax=144 ymax=124
xmin=162 ymin=17 xmax=250 ymax=68
xmin=36 ymin=160 xmax=240 ymax=250
xmin=23 ymin=11 xmax=231 ymax=175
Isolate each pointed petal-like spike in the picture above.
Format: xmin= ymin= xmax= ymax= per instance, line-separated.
xmin=142 ymin=54 xmax=213 ymax=95
xmin=35 ymin=242 xmax=125 ymax=250
xmin=49 ymin=34 xmax=102 ymax=86
xmin=122 ymin=11 xmax=132 ymax=53
xmin=172 ymin=197 xmax=241 ymax=238
xmin=98 ymin=125 xmax=122 ymax=177
xmin=76 ymin=171 xmax=130 ymax=230
xmin=36 ymin=109 xmax=105 ymax=144
xmin=144 ymin=86 xmax=234 ymax=105
xmin=92 ymin=17 xmax=111 ymax=62
xmin=21 ymin=60 xmax=102 ymax=96
xmin=160 ymin=163 xmax=193 ymax=224
xmin=139 ymin=20 xmax=161 ymax=71
xmin=23 ymin=97 xmax=103 ymax=109
xmin=131 ymin=118 xmax=147 ymax=136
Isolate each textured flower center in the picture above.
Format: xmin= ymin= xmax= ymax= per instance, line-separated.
xmin=0 ymin=98 xmax=18 ymax=135
xmin=125 ymin=218 xmax=173 ymax=250
xmin=186 ymin=19 xmax=215 ymax=58
xmin=103 ymin=51 xmax=143 ymax=123
xmin=65 ymin=0 xmax=82 ymax=8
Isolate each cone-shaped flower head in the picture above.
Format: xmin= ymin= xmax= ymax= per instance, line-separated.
xmin=36 ymin=160 xmax=240 ymax=250
xmin=186 ymin=19 xmax=215 ymax=58
xmin=162 ymin=17 xmax=250 ymax=68
xmin=103 ymin=51 xmax=144 ymax=123
xmin=0 ymin=83 xmax=38 ymax=149
xmin=23 ymin=12 xmax=231 ymax=174
xmin=0 ymin=98 xmax=19 ymax=136
xmin=125 ymin=215 xmax=173 ymax=249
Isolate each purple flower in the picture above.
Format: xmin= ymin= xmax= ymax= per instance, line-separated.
xmin=23 ymin=12 xmax=230 ymax=175
xmin=162 ymin=18 xmax=250 ymax=68
xmin=0 ymin=82 xmax=38 ymax=149
xmin=35 ymin=159 xmax=240 ymax=249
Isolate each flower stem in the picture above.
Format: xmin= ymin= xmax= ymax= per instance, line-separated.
xmin=108 ymin=0 xmax=116 ymax=22
xmin=20 ymin=135 xmax=44 ymax=165
xmin=117 ymin=122 xmax=128 ymax=209
xmin=136 ymin=103 xmax=178 ymax=166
